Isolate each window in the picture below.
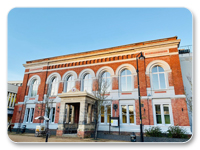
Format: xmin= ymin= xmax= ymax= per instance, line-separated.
xmin=66 ymin=75 xmax=75 ymax=92
xmin=121 ymin=105 xmax=127 ymax=123
xmin=154 ymin=104 xmax=171 ymax=125
xmin=120 ymin=69 xmax=132 ymax=91
xmin=100 ymin=104 xmax=111 ymax=124
xmin=49 ymin=77 xmax=59 ymax=96
xmin=151 ymin=66 xmax=166 ymax=90
xmin=107 ymin=105 xmax=111 ymax=123
xmin=121 ymin=104 xmax=135 ymax=124
xmin=30 ymin=79 xmax=39 ymax=97
xmin=24 ymin=108 xmax=34 ymax=123
xmin=25 ymin=108 xmax=30 ymax=122
xmin=30 ymin=108 xmax=35 ymax=123
xmin=101 ymin=106 xmax=104 ymax=123
xmin=101 ymin=72 xmax=111 ymax=92
xmin=83 ymin=73 xmax=92 ymax=93
xmin=46 ymin=107 xmax=56 ymax=123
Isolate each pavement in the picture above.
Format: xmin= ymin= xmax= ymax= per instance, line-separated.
xmin=7 ymin=132 xmax=127 ymax=143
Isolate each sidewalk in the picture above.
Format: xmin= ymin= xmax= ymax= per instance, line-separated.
xmin=7 ymin=132 xmax=126 ymax=143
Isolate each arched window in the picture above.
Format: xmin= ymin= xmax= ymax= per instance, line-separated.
xmin=101 ymin=71 xmax=111 ymax=92
xmin=120 ymin=69 xmax=132 ymax=91
xmin=151 ymin=66 xmax=166 ymax=90
xmin=49 ymin=77 xmax=59 ymax=96
xmin=66 ymin=75 xmax=75 ymax=92
xmin=83 ymin=73 xmax=92 ymax=93
xmin=30 ymin=79 xmax=39 ymax=97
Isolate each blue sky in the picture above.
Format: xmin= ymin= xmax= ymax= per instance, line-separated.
xmin=7 ymin=8 xmax=192 ymax=81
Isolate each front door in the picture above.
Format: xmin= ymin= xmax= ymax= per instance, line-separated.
xmin=63 ymin=103 xmax=80 ymax=134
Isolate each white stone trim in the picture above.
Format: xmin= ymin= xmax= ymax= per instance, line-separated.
xmin=115 ymin=63 xmax=136 ymax=76
xmin=46 ymin=72 xmax=61 ymax=84
xmin=27 ymin=75 xmax=41 ymax=86
xmin=146 ymin=60 xmax=171 ymax=74
xmin=62 ymin=70 xmax=78 ymax=81
xmin=96 ymin=66 xmax=115 ymax=78
xmin=152 ymin=99 xmax=174 ymax=126
xmin=78 ymin=68 xmax=95 ymax=79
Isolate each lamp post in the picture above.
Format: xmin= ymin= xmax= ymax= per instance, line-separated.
xmin=136 ymin=52 xmax=145 ymax=142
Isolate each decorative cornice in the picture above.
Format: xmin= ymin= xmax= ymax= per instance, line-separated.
xmin=23 ymin=37 xmax=180 ymax=68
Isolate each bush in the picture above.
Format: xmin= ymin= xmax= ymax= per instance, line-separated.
xmin=145 ymin=126 xmax=163 ymax=137
xmin=167 ymin=126 xmax=188 ymax=139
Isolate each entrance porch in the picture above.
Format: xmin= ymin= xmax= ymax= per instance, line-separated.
xmin=56 ymin=89 xmax=97 ymax=138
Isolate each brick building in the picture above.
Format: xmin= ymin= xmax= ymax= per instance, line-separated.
xmin=12 ymin=36 xmax=191 ymax=137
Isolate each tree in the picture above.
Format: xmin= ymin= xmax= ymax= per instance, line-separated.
xmin=43 ymin=85 xmax=54 ymax=141
xmin=92 ymin=77 xmax=111 ymax=140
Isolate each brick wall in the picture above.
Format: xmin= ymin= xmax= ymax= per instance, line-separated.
xmin=171 ymin=98 xmax=190 ymax=126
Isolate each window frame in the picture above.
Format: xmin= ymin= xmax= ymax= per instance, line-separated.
xmin=24 ymin=107 xmax=35 ymax=123
xmin=49 ymin=77 xmax=59 ymax=96
xmin=66 ymin=75 xmax=75 ymax=92
xmin=29 ymin=79 xmax=39 ymax=97
xmin=82 ymin=73 xmax=92 ymax=93
xmin=152 ymin=100 xmax=173 ymax=126
xmin=120 ymin=103 xmax=136 ymax=125
xmin=45 ymin=107 xmax=56 ymax=124
xmin=120 ymin=69 xmax=133 ymax=92
xmin=100 ymin=71 xmax=112 ymax=93
xmin=151 ymin=65 xmax=167 ymax=90
xmin=100 ymin=104 xmax=112 ymax=124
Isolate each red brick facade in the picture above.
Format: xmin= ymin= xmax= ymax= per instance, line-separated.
xmin=12 ymin=36 xmax=190 ymax=136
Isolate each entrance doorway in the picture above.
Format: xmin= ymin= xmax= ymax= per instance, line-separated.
xmin=63 ymin=103 xmax=80 ymax=134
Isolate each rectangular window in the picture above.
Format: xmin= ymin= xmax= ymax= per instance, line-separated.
xmin=155 ymin=105 xmax=162 ymax=124
xmin=121 ymin=105 xmax=127 ymax=123
xmin=51 ymin=107 xmax=55 ymax=123
xmin=107 ymin=105 xmax=111 ymax=123
xmin=129 ymin=105 xmax=134 ymax=123
xmin=163 ymin=105 xmax=170 ymax=124
xmin=154 ymin=104 xmax=171 ymax=125
xmin=159 ymin=73 xmax=166 ymax=89
xmin=26 ymin=108 xmax=30 ymax=122
xmin=127 ymin=76 xmax=132 ymax=91
xmin=101 ymin=106 xmax=104 ymax=123
xmin=152 ymin=74 xmax=159 ymax=90
xmin=30 ymin=108 xmax=34 ymax=123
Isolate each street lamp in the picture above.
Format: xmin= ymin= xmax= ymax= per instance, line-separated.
xmin=136 ymin=52 xmax=145 ymax=142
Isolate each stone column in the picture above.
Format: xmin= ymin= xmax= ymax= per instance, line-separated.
xmin=56 ymin=101 xmax=65 ymax=136
xmin=65 ymin=104 xmax=70 ymax=123
xmin=79 ymin=101 xmax=87 ymax=125
xmin=71 ymin=105 xmax=75 ymax=124
xmin=87 ymin=104 xmax=92 ymax=124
